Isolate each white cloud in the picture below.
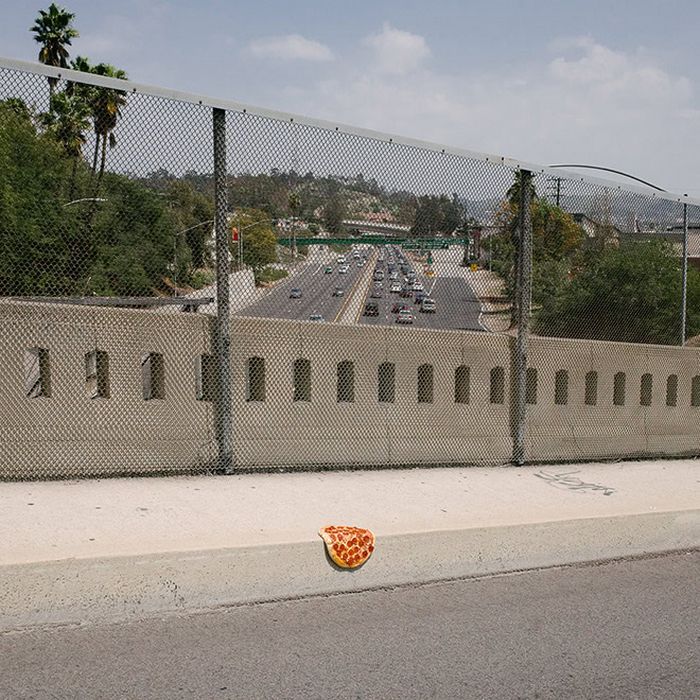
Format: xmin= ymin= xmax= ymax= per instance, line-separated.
xmin=363 ymin=23 xmax=430 ymax=75
xmin=274 ymin=34 xmax=698 ymax=192
xmin=247 ymin=34 xmax=333 ymax=62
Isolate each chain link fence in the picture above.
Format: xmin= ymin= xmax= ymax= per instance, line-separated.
xmin=1 ymin=56 xmax=699 ymax=480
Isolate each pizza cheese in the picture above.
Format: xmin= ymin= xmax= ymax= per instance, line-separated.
xmin=319 ymin=525 xmax=375 ymax=569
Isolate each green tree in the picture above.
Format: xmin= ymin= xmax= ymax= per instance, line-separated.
xmin=39 ymin=90 xmax=91 ymax=197
xmin=410 ymin=195 xmax=461 ymax=237
xmin=30 ymin=3 xmax=79 ymax=97
xmin=490 ymin=173 xmax=585 ymax=325
xmin=324 ymin=194 xmax=346 ymax=235
xmin=536 ymin=240 xmax=700 ymax=345
xmin=231 ymin=208 xmax=278 ymax=279
xmin=88 ymin=63 xmax=128 ymax=187
xmin=0 ymin=99 xmax=84 ymax=294
xmin=165 ymin=179 xmax=215 ymax=272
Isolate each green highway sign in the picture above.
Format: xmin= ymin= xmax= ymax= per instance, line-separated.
xmin=277 ymin=236 xmax=459 ymax=249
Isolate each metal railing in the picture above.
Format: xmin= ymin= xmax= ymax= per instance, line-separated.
xmin=1 ymin=55 xmax=699 ymax=480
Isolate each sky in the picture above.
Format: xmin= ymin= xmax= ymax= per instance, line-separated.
xmin=2 ymin=0 xmax=700 ymax=195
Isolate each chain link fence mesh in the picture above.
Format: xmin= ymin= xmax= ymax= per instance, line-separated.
xmin=1 ymin=59 xmax=699 ymax=480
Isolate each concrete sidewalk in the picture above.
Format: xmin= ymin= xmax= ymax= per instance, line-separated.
xmin=2 ymin=460 xmax=699 ymax=632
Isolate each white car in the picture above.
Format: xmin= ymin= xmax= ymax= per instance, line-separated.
xmin=412 ymin=281 xmax=424 ymax=291
xmin=390 ymin=282 xmax=402 ymax=293
xmin=338 ymin=265 xmax=350 ymax=274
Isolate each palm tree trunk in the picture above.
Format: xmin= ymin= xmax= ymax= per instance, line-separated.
xmin=97 ymin=134 xmax=107 ymax=186
xmin=68 ymin=157 xmax=78 ymax=199
xmin=91 ymin=133 xmax=100 ymax=175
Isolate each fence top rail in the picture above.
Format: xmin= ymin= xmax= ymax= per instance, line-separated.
xmin=2 ymin=55 xmax=698 ymax=208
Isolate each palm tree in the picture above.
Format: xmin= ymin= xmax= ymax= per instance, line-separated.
xmin=89 ymin=63 xmax=128 ymax=188
xmin=30 ymin=3 xmax=79 ymax=97
xmin=41 ymin=91 xmax=91 ymax=197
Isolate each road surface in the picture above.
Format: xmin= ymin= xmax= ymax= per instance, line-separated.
xmin=2 ymin=551 xmax=697 ymax=699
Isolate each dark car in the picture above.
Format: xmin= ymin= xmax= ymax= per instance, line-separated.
xmin=399 ymin=286 xmax=413 ymax=298
xmin=392 ymin=302 xmax=412 ymax=314
xmin=332 ymin=287 xmax=345 ymax=297
xmin=370 ymin=288 xmax=383 ymax=299
xmin=415 ymin=291 xmax=427 ymax=305
xmin=289 ymin=288 xmax=302 ymax=299
xmin=363 ymin=302 xmax=379 ymax=316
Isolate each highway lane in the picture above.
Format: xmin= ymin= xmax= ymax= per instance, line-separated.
xmin=3 ymin=551 xmax=697 ymax=698
xmin=237 ymin=249 xmax=369 ymax=323
xmin=359 ymin=246 xmax=484 ymax=331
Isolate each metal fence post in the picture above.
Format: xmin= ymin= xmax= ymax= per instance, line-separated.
xmin=213 ymin=107 xmax=233 ymax=473
xmin=512 ymin=170 xmax=533 ymax=465
xmin=681 ymin=202 xmax=688 ymax=346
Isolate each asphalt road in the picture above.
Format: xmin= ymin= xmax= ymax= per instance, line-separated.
xmin=2 ymin=551 xmax=698 ymax=699
xmin=238 ymin=245 xmax=484 ymax=331
xmin=239 ymin=248 xmax=368 ymax=323
xmin=359 ymin=247 xmax=484 ymax=331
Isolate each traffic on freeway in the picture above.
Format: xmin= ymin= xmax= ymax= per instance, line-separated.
xmin=237 ymin=247 xmax=371 ymax=323
xmin=238 ymin=244 xmax=484 ymax=331
xmin=358 ymin=245 xmax=484 ymax=331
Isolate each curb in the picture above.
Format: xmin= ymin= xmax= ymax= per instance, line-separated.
xmin=2 ymin=509 xmax=697 ymax=633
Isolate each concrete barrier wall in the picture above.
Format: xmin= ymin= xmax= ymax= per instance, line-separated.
xmin=1 ymin=300 xmax=699 ymax=479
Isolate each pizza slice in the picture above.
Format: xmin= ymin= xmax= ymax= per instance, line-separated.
xmin=319 ymin=525 xmax=375 ymax=569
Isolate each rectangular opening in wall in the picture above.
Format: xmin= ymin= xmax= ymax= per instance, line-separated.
xmin=247 ymin=356 xmax=266 ymax=402
xmin=85 ymin=350 xmax=110 ymax=399
xmin=554 ymin=370 xmax=568 ymax=405
xmin=613 ymin=372 xmax=626 ymax=406
xmin=378 ymin=362 xmax=395 ymax=404
xmin=25 ymin=347 xmax=51 ymax=398
xmin=640 ymin=373 xmax=653 ymax=406
xmin=142 ymin=352 xmax=165 ymax=400
xmin=666 ymin=374 xmax=678 ymax=407
xmin=337 ymin=361 xmax=354 ymax=403
xmin=692 ymin=376 xmax=700 ymax=407
xmin=293 ymin=358 xmax=311 ymax=402
xmin=417 ymin=364 xmax=434 ymax=404
xmin=195 ymin=354 xmax=215 ymax=402
xmin=525 ymin=367 xmax=538 ymax=404
xmin=584 ymin=371 xmax=598 ymax=406
xmin=489 ymin=366 xmax=505 ymax=404
xmin=454 ymin=366 xmax=470 ymax=404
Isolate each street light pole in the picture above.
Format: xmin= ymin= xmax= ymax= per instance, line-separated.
xmin=63 ymin=197 xmax=108 ymax=207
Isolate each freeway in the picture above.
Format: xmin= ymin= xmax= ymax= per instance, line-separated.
xmin=359 ymin=245 xmax=484 ymax=331
xmin=237 ymin=244 xmax=485 ymax=331
xmin=236 ymin=246 xmax=370 ymax=323
xmin=2 ymin=551 xmax=697 ymax=698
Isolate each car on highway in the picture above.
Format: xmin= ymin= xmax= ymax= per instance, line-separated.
xmin=420 ymin=297 xmax=436 ymax=313
xmin=338 ymin=265 xmax=350 ymax=274
xmin=415 ymin=291 xmax=427 ymax=305
xmin=373 ymin=270 xmax=384 ymax=281
xmin=391 ymin=302 xmax=412 ymax=314
xmin=309 ymin=314 xmax=325 ymax=322
xmin=357 ymin=260 xmax=365 ymax=267
xmin=399 ymin=286 xmax=413 ymax=298
xmin=370 ymin=288 xmax=383 ymax=298
xmin=363 ymin=302 xmax=379 ymax=316
xmin=289 ymin=288 xmax=302 ymax=299
xmin=396 ymin=310 xmax=414 ymax=324
xmin=332 ymin=287 xmax=345 ymax=297
xmin=412 ymin=281 xmax=424 ymax=291
xmin=337 ymin=257 xmax=346 ymax=264
xmin=390 ymin=282 xmax=402 ymax=293
xmin=324 ymin=266 xmax=333 ymax=274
